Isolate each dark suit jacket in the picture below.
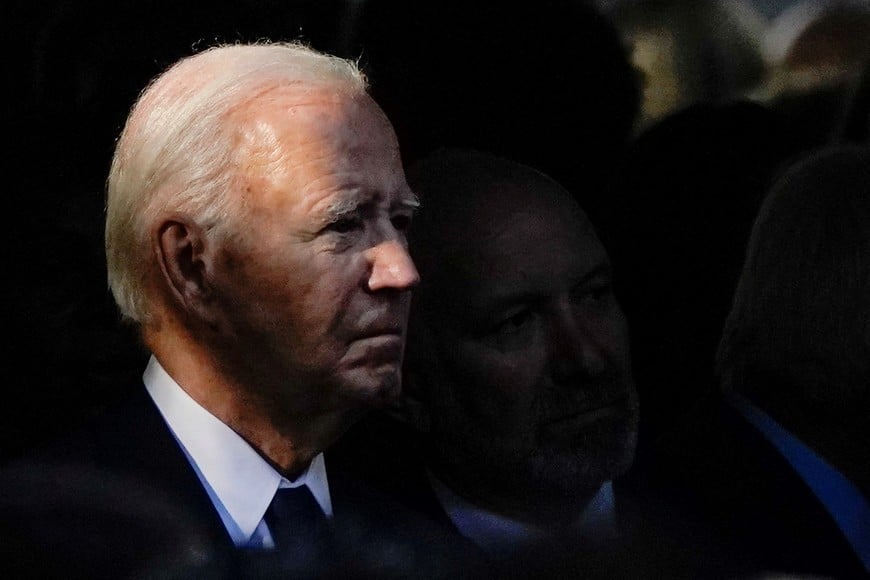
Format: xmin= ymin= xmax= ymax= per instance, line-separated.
xmin=640 ymin=392 xmax=868 ymax=580
xmin=0 ymin=384 xmax=487 ymax=580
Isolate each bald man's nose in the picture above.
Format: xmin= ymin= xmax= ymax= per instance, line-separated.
xmin=551 ymin=307 xmax=607 ymax=380
xmin=366 ymin=240 xmax=420 ymax=291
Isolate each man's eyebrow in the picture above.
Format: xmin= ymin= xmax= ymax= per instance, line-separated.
xmin=324 ymin=191 xmax=421 ymax=223
xmin=324 ymin=197 xmax=361 ymax=223
xmin=570 ymin=262 xmax=613 ymax=287
xmin=398 ymin=192 xmax=421 ymax=211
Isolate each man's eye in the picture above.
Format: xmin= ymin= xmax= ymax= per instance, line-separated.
xmin=326 ymin=217 xmax=362 ymax=234
xmin=493 ymin=309 xmax=533 ymax=336
xmin=478 ymin=307 xmax=540 ymax=352
xmin=391 ymin=214 xmax=412 ymax=232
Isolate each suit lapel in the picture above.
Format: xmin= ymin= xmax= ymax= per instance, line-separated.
xmin=62 ymin=384 xmax=235 ymax=550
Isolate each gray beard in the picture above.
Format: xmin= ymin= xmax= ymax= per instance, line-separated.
xmin=426 ymin=391 xmax=639 ymax=505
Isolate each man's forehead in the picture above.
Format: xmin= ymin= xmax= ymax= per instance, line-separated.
xmin=237 ymin=83 xmax=386 ymax=142
xmin=235 ymin=84 xmax=405 ymax=205
xmin=440 ymin=191 xmax=599 ymax=259
xmin=236 ymin=90 xmax=355 ymax=167
xmin=436 ymin=175 xmax=592 ymax=231
xmin=470 ymin=233 xmax=607 ymax=285
xmin=417 ymin=178 xmax=604 ymax=278
xmin=427 ymin=223 xmax=609 ymax=315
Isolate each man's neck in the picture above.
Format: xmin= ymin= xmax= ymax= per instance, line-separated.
xmin=146 ymin=342 xmax=352 ymax=476
xmin=428 ymin=471 xmax=618 ymax=557
xmin=430 ymin=468 xmax=603 ymax=529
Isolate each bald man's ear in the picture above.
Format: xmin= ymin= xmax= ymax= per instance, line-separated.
xmin=155 ymin=218 xmax=216 ymax=323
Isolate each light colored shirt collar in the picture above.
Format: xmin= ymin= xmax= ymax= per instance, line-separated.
xmin=428 ymin=470 xmax=617 ymax=555
xmin=142 ymin=355 xmax=333 ymax=547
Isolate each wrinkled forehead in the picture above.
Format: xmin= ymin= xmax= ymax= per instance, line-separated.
xmin=232 ymin=84 xmax=402 ymax=184
xmin=232 ymin=82 xmax=391 ymax=142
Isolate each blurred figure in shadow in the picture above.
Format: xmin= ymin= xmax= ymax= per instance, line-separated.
xmin=754 ymin=0 xmax=870 ymax=150
xmin=600 ymin=99 xmax=809 ymax=482
xmin=346 ymin=0 xmax=641 ymax=223
xmin=643 ymin=145 xmax=870 ymax=580
xmin=335 ymin=147 xmax=757 ymax=579
xmin=838 ymin=58 xmax=870 ymax=144
xmin=603 ymin=0 xmax=767 ymax=134
xmin=707 ymin=144 xmax=870 ymax=579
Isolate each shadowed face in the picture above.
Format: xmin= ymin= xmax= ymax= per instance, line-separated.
xmin=208 ymin=88 xmax=419 ymax=421
xmin=410 ymin=176 xmax=637 ymax=503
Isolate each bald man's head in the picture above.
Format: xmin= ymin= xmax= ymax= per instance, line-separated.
xmin=402 ymin=148 xmax=638 ymax=514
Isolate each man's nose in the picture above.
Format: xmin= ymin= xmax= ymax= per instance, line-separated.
xmin=366 ymin=239 xmax=420 ymax=292
xmin=551 ymin=303 xmax=607 ymax=380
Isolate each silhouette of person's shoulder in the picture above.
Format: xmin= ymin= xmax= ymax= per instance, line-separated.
xmin=641 ymin=392 xmax=868 ymax=579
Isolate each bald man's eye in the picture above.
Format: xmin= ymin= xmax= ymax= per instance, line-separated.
xmin=495 ymin=309 xmax=533 ymax=334
xmin=489 ymin=308 xmax=538 ymax=342
xmin=480 ymin=307 xmax=540 ymax=352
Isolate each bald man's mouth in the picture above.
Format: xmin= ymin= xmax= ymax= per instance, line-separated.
xmin=546 ymin=403 xmax=625 ymax=429
xmin=540 ymin=390 xmax=637 ymax=431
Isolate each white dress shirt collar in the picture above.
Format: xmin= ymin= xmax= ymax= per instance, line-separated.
xmin=429 ymin=471 xmax=617 ymax=555
xmin=142 ymin=355 xmax=332 ymax=546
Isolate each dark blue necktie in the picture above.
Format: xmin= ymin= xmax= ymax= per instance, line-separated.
xmin=264 ymin=485 xmax=333 ymax=555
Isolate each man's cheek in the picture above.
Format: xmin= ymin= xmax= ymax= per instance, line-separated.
xmin=458 ymin=341 xmax=542 ymax=386
xmin=587 ymin=316 xmax=631 ymax=364
xmin=456 ymin=344 xmax=544 ymax=421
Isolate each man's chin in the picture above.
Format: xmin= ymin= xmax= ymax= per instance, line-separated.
xmin=338 ymin=367 xmax=403 ymax=408
xmin=528 ymin=428 xmax=638 ymax=495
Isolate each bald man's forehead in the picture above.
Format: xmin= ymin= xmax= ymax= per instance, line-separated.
xmin=417 ymin=178 xmax=594 ymax=254
xmin=414 ymin=192 xmax=608 ymax=318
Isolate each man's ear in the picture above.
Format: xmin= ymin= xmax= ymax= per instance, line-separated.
xmin=154 ymin=218 xmax=215 ymax=321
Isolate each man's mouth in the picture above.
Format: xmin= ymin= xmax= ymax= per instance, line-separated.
xmin=542 ymin=391 xmax=635 ymax=427
xmin=545 ymin=403 xmax=626 ymax=428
